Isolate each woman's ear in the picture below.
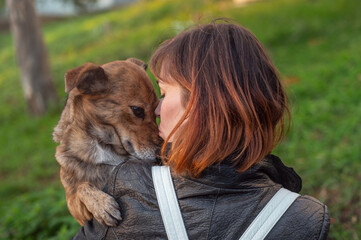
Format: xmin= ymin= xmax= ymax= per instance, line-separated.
xmin=126 ymin=57 xmax=148 ymax=71
xmin=64 ymin=63 xmax=108 ymax=94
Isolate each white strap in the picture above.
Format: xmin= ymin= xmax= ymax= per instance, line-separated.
xmin=152 ymin=166 xmax=189 ymax=240
xmin=152 ymin=166 xmax=299 ymax=240
xmin=239 ymin=188 xmax=300 ymax=240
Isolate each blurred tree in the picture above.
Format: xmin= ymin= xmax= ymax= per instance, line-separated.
xmin=6 ymin=0 xmax=58 ymax=116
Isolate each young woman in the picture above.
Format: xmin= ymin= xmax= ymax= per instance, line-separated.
xmin=74 ymin=20 xmax=330 ymax=239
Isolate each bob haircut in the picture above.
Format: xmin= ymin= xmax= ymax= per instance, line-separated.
xmin=150 ymin=20 xmax=289 ymax=177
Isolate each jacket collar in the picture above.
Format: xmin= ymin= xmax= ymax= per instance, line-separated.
xmin=192 ymin=154 xmax=302 ymax=193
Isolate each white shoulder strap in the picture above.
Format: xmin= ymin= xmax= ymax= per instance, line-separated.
xmin=239 ymin=187 xmax=300 ymax=240
xmin=152 ymin=166 xmax=299 ymax=240
xmin=152 ymin=166 xmax=189 ymax=240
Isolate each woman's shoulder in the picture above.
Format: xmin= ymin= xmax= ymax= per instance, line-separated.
xmin=266 ymin=193 xmax=330 ymax=240
xmin=114 ymin=158 xmax=154 ymax=175
xmin=104 ymin=158 xmax=156 ymax=196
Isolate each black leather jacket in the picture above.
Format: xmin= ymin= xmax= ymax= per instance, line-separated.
xmin=73 ymin=155 xmax=330 ymax=239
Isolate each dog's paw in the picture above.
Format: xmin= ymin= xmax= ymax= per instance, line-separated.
xmin=90 ymin=193 xmax=122 ymax=227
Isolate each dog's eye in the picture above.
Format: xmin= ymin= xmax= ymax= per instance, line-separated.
xmin=130 ymin=106 xmax=145 ymax=120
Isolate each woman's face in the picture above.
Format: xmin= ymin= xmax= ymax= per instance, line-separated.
xmin=155 ymin=81 xmax=186 ymax=142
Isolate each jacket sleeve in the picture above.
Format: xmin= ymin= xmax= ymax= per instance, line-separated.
xmin=71 ymin=220 xmax=110 ymax=240
xmin=316 ymin=201 xmax=330 ymax=240
xmin=265 ymin=195 xmax=330 ymax=240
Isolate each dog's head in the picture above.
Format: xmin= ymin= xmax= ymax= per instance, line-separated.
xmin=53 ymin=58 xmax=162 ymax=161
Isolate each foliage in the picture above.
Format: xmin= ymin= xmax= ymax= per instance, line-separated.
xmin=0 ymin=0 xmax=360 ymax=238
xmin=0 ymin=188 xmax=78 ymax=240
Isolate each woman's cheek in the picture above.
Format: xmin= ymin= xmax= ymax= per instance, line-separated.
xmin=160 ymin=102 xmax=176 ymax=136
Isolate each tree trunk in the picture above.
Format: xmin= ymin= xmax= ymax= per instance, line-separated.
xmin=6 ymin=0 xmax=58 ymax=116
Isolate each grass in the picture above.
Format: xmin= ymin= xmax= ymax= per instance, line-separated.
xmin=0 ymin=0 xmax=360 ymax=238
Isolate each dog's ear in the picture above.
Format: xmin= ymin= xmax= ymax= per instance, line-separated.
xmin=126 ymin=58 xmax=148 ymax=71
xmin=65 ymin=63 xmax=108 ymax=94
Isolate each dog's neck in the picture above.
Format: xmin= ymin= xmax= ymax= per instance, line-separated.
xmin=69 ymin=122 xmax=130 ymax=165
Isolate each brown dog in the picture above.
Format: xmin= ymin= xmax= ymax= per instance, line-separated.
xmin=53 ymin=58 xmax=162 ymax=226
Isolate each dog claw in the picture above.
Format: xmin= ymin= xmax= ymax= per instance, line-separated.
xmin=85 ymin=191 xmax=123 ymax=227
xmin=94 ymin=208 xmax=122 ymax=227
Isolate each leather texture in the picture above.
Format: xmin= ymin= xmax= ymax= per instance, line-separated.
xmin=73 ymin=155 xmax=330 ymax=240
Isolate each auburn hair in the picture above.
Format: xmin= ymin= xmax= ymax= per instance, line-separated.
xmin=150 ymin=20 xmax=290 ymax=177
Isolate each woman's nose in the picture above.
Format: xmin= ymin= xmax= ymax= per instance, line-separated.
xmin=155 ymin=99 xmax=162 ymax=117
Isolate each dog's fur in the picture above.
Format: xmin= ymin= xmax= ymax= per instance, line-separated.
xmin=53 ymin=58 xmax=161 ymax=226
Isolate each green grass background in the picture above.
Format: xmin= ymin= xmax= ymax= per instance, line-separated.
xmin=0 ymin=0 xmax=360 ymax=238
